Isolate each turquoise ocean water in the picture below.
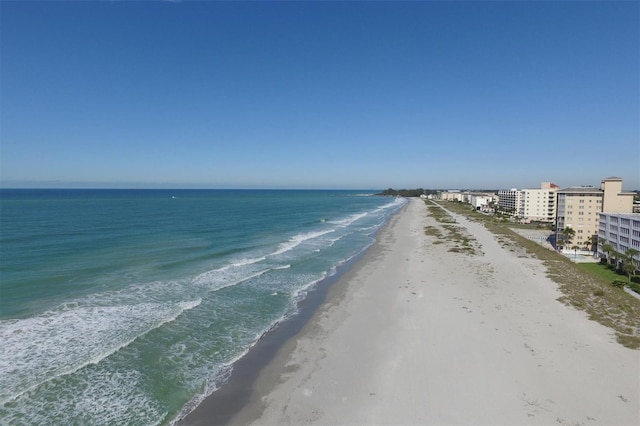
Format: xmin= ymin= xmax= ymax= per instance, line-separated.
xmin=0 ymin=189 xmax=406 ymax=425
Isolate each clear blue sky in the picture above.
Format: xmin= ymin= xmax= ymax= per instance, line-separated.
xmin=1 ymin=1 xmax=638 ymax=190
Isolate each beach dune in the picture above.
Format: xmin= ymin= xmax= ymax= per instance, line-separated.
xmin=187 ymin=197 xmax=639 ymax=425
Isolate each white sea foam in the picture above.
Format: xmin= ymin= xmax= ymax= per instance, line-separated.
xmin=374 ymin=197 xmax=407 ymax=212
xmin=0 ymin=299 xmax=201 ymax=405
xmin=169 ymin=315 xmax=291 ymax=426
xmin=228 ymin=256 xmax=267 ymax=267
xmin=328 ymin=212 xmax=368 ymax=226
xmin=270 ymin=229 xmax=336 ymax=256
xmin=2 ymin=365 xmax=167 ymax=426
xmin=190 ymin=265 xmax=272 ymax=289
xmin=272 ymin=264 xmax=291 ymax=270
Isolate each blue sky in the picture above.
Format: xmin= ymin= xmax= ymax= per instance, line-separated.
xmin=1 ymin=1 xmax=638 ymax=190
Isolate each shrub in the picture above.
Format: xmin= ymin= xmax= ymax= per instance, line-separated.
xmin=612 ymin=280 xmax=627 ymax=288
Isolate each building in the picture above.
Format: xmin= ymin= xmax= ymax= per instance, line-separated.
xmin=556 ymin=186 xmax=602 ymax=247
xmin=556 ymin=177 xmax=635 ymax=248
xmin=439 ymin=190 xmax=468 ymax=202
xmin=470 ymin=193 xmax=495 ymax=210
xmin=523 ymin=182 xmax=558 ymax=223
xmin=498 ymin=182 xmax=557 ymax=222
xmin=601 ymin=176 xmax=635 ymax=213
xmin=597 ymin=213 xmax=640 ymax=264
xmin=497 ymin=188 xmax=525 ymax=217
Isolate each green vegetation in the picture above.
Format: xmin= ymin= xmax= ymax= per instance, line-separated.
xmin=580 ymin=263 xmax=626 ymax=283
xmin=423 ymin=225 xmax=442 ymax=237
xmin=428 ymin=199 xmax=640 ymax=349
xmin=555 ymin=226 xmax=576 ymax=250
xmin=378 ymin=188 xmax=435 ymax=197
xmin=424 ymin=202 xmax=481 ymax=256
xmin=621 ymin=248 xmax=639 ymax=282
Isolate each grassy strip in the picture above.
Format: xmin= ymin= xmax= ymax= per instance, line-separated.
xmin=430 ymin=200 xmax=640 ymax=349
xmin=424 ymin=203 xmax=481 ymax=255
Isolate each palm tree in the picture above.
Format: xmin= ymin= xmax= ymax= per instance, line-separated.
xmin=601 ymin=241 xmax=614 ymax=265
xmin=561 ymin=227 xmax=575 ymax=250
xmin=583 ymin=240 xmax=591 ymax=253
xmin=572 ymin=245 xmax=580 ymax=257
xmin=622 ymin=248 xmax=639 ymax=282
xmin=611 ymin=248 xmax=624 ymax=269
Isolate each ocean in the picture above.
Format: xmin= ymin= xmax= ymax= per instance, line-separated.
xmin=0 ymin=189 xmax=406 ymax=425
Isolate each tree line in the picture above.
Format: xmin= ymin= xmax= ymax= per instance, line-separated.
xmin=377 ymin=188 xmax=438 ymax=197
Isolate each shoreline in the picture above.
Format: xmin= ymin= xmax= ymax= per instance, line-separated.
xmin=176 ymin=199 xmax=408 ymax=425
xmin=181 ymin=198 xmax=639 ymax=425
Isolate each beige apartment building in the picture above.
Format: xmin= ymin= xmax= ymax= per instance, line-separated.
xmin=497 ymin=182 xmax=558 ymax=222
xmin=523 ymin=182 xmax=558 ymax=223
xmin=556 ymin=177 xmax=635 ymax=247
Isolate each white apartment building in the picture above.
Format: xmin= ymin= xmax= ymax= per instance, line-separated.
xmin=470 ymin=193 xmax=495 ymax=210
xmin=498 ymin=182 xmax=557 ymax=222
xmin=497 ymin=188 xmax=525 ymax=217
xmin=439 ymin=191 xmax=468 ymax=202
xmin=598 ymin=213 xmax=640 ymax=263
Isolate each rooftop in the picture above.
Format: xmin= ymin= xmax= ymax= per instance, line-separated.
xmin=558 ymin=186 xmax=603 ymax=194
xmin=599 ymin=212 xmax=640 ymax=219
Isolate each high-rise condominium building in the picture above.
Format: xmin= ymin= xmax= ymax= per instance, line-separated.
xmin=498 ymin=182 xmax=558 ymax=222
xmin=556 ymin=177 xmax=634 ymax=247
xmin=497 ymin=188 xmax=525 ymax=217
xmin=523 ymin=182 xmax=558 ymax=223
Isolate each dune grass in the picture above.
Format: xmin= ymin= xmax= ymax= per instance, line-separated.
xmin=425 ymin=203 xmax=481 ymax=255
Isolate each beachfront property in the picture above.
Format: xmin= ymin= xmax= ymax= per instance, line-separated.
xmin=597 ymin=212 xmax=640 ymax=264
xmin=438 ymin=190 xmax=496 ymax=211
xmin=556 ymin=177 xmax=635 ymax=248
xmin=523 ymin=182 xmax=558 ymax=223
xmin=439 ymin=190 xmax=467 ymax=202
xmin=470 ymin=193 xmax=495 ymax=211
xmin=497 ymin=188 xmax=525 ymax=217
xmin=497 ymin=182 xmax=558 ymax=223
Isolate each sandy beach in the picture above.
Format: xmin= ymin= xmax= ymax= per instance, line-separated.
xmin=183 ymin=197 xmax=639 ymax=425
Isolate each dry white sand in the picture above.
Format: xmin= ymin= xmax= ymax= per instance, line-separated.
xmin=231 ymin=198 xmax=639 ymax=425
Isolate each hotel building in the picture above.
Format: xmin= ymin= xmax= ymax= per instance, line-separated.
xmin=556 ymin=177 xmax=635 ymax=247
xmin=498 ymin=182 xmax=558 ymax=223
